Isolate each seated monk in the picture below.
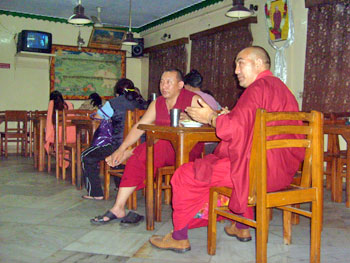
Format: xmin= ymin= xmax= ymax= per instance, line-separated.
xmin=90 ymin=68 xmax=204 ymax=225
xmin=149 ymin=46 xmax=304 ymax=253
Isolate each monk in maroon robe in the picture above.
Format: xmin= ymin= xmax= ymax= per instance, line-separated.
xmin=91 ymin=69 xmax=203 ymax=225
xmin=149 ymin=46 xmax=304 ymax=253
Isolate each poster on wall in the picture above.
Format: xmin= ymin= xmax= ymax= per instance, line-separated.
xmin=50 ymin=45 xmax=125 ymax=100
xmin=265 ymin=0 xmax=289 ymax=42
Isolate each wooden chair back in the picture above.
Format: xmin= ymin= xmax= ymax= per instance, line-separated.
xmin=103 ymin=109 xmax=146 ymax=204
xmin=0 ymin=110 xmax=28 ymax=157
xmin=208 ymin=109 xmax=323 ymax=263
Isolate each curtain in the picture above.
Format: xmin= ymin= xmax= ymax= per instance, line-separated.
xmin=148 ymin=44 xmax=187 ymax=96
xmin=190 ymin=25 xmax=253 ymax=109
xmin=302 ymin=1 xmax=350 ymax=112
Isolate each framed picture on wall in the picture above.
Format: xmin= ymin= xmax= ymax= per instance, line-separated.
xmin=50 ymin=45 xmax=125 ymax=100
xmin=88 ymin=28 xmax=125 ymax=50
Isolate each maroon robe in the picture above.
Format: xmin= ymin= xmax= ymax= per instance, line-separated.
xmin=120 ymin=88 xmax=204 ymax=189
xmin=171 ymin=70 xmax=305 ymax=230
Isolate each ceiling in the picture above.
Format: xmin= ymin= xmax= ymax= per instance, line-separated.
xmin=0 ymin=0 xmax=224 ymax=31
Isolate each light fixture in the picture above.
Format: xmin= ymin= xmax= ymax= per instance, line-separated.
xmin=225 ymin=0 xmax=254 ymax=18
xmin=122 ymin=0 xmax=138 ymax=46
xmin=68 ymin=0 xmax=91 ymax=25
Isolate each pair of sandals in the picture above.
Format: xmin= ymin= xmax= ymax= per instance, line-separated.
xmin=90 ymin=210 xmax=144 ymax=226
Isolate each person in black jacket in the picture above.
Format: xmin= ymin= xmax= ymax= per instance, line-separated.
xmin=81 ymin=78 xmax=145 ymax=200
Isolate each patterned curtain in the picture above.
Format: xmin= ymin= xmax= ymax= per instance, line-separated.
xmin=302 ymin=1 xmax=350 ymax=112
xmin=148 ymin=45 xmax=187 ymax=96
xmin=190 ymin=25 xmax=253 ymax=109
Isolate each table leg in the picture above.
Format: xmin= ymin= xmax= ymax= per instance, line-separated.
xmin=146 ymin=137 xmax=154 ymax=231
xmin=38 ymin=118 xmax=45 ymax=172
xmin=76 ymin=130 xmax=82 ymax=189
xmin=33 ymin=121 xmax=38 ymax=168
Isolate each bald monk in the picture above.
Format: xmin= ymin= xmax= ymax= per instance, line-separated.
xmin=91 ymin=68 xmax=204 ymax=225
xmin=149 ymin=46 xmax=304 ymax=252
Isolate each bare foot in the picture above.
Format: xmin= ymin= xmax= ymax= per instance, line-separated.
xmin=82 ymin=195 xmax=103 ymax=200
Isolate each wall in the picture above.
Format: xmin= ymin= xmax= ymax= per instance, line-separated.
xmin=0 ymin=15 xmax=145 ymax=110
xmin=140 ymin=0 xmax=308 ymax=107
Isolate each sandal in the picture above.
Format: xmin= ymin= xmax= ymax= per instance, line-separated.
xmin=120 ymin=211 xmax=144 ymax=227
xmin=90 ymin=210 xmax=124 ymax=225
xmin=82 ymin=195 xmax=104 ymax=201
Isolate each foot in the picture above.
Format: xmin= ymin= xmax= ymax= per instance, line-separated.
xmin=119 ymin=211 xmax=144 ymax=227
xmin=90 ymin=210 xmax=124 ymax=225
xmin=82 ymin=195 xmax=103 ymax=200
xmin=224 ymin=222 xmax=252 ymax=242
xmin=149 ymin=232 xmax=191 ymax=253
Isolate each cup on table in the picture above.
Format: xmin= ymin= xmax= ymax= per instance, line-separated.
xmin=170 ymin=108 xmax=181 ymax=127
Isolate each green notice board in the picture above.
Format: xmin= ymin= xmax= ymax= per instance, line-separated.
xmin=50 ymin=45 xmax=125 ymax=100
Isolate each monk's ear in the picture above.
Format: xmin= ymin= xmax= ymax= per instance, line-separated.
xmin=255 ymin=57 xmax=263 ymax=70
xmin=178 ymin=80 xmax=184 ymax=89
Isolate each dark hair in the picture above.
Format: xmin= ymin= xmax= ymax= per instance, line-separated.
xmin=163 ymin=68 xmax=184 ymax=82
xmin=184 ymin=69 xmax=203 ymax=89
xmin=89 ymin=92 xmax=102 ymax=108
xmin=49 ymin=90 xmax=68 ymax=124
xmin=114 ymin=78 xmax=144 ymax=103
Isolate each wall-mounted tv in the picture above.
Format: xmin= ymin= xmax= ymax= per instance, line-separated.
xmin=17 ymin=30 xmax=52 ymax=54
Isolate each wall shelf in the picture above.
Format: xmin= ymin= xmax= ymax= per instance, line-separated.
xmin=15 ymin=51 xmax=56 ymax=59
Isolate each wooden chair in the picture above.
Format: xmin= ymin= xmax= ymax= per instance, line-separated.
xmin=47 ymin=110 xmax=61 ymax=179
xmin=207 ymin=109 xmax=323 ymax=263
xmin=0 ymin=110 xmax=28 ymax=157
xmin=331 ymin=112 xmax=350 ymax=207
xmin=103 ymin=109 xmax=146 ymax=209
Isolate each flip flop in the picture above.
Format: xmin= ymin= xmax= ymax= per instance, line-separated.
xmin=90 ymin=210 xmax=123 ymax=225
xmin=82 ymin=195 xmax=104 ymax=201
xmin=120 ymin=211 xmax=144 ymax=227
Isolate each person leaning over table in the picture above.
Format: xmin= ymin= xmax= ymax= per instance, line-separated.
xmin=44 ymin=90 xmax=75 ymax=168
xmin=81 ymin=78 xmax=146 ymax=200
xmin=183 ymin=69 xmax=221 ymax=111
xmin=149 ymin=46 xmax=305 ymax=253
xmin=90 ymin=68 xmax=204 ymax=225
xmin=79 ymin=92 xmax=106 ymax=110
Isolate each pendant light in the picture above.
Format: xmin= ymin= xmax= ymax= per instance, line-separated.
xmin=122 ymin=0 xmax=138 ymax=46
xmin=68 ymin=0 xmax=91 ymax=25
xmin=226 ymin=0 xmax=253 ymax=18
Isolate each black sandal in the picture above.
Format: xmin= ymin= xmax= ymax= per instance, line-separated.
xmin=90 ymin=210 xmax=123 ymax=225
xmin=120 ymin=211 xmax=144 ymax=227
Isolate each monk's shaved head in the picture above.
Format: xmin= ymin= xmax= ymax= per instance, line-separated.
xmin=235 ymin=46 xmax=271 ymax=88
xmin=244 ymin=46 xmax=271 ymax=69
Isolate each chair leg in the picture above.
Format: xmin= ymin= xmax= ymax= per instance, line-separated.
xmin=310 ymin=200 xmax=321 ymax=263
xmin=335 ymin=159 xmax=343 ymax=203
xmin=207 ymin=189 xmax=218 ymax=255
xmin=104 ymin=172 xmax=110 ymax=200
xmin=71 ymin=148 xmax=76 ymax=185
xmin=283 ymin=210 xmax=292 ymax=245
xmin=164 ymin=174 xmax=172 ymax=204
xmin=256 ymin=208 xmax=268 ymax=263
xmin=155 ymin=171 xmax=162 ymax=222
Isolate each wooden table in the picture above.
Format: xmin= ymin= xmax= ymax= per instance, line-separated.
xmin=138 ymin=124 xmax=220 ymax=230
xmin=72 ymin=118 xmax=100 ymax=189
xmin=324 ymin=124 xmax=350 ymax=207
xmin=32 ymin=115 xmax=46 ymax=171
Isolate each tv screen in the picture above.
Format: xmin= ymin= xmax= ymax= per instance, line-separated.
xmin=17 ymin=30 xmax=52 ymax=53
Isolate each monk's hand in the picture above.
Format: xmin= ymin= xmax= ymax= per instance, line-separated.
xmin=185 ymin=98 xmax=214 ymax=124
xmin=179 ymin=112 xmax=191 ymax=122
xmin=106 ymin=147 xmax=125 ymax=167
xmin=220 ymin=106 xmax=230 ymax=115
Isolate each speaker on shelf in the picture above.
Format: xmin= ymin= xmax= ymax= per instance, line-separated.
xmin=132 ymin=38 xmax=144 ymax=57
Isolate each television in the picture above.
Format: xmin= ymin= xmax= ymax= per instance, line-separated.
xmin=17 ymin=30 xmax=52 ymax=54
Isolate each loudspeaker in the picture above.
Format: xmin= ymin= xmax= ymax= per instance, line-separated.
xmin=132 ymin=38 xmax=144 ymax=57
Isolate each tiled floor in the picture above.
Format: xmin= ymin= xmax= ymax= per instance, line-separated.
xmin=1 ymin=156 xmax=350 ymax=263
